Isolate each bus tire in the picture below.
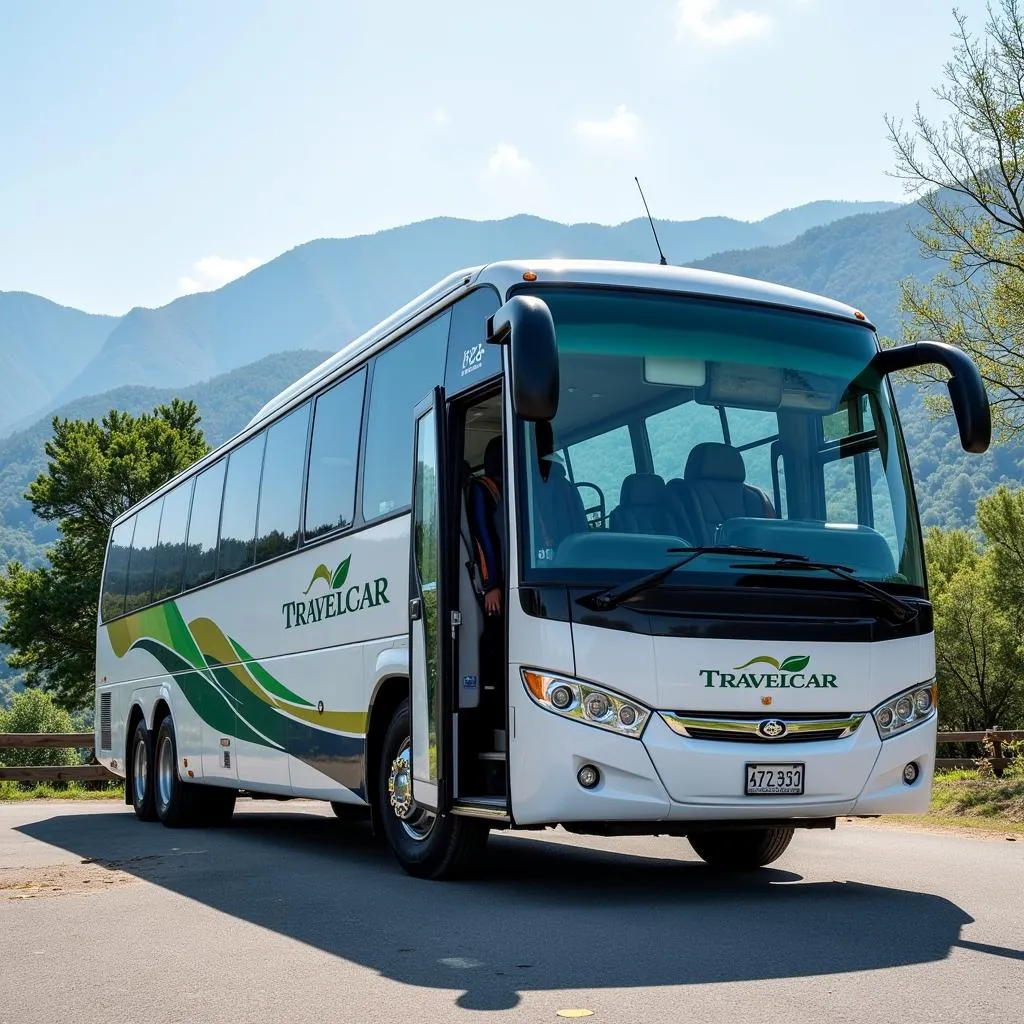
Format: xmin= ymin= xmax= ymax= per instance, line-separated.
xmin=129 ymin=719 xmax=157 ymax=822
xmin=378 ymin=698 xmax=488 ymax=879
xmin=153 ymin=714 xmax=202 ymax=828
xmin=688 ymin=827 xmax=795 ymax=870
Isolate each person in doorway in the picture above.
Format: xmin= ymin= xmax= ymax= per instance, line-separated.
xmin=466 ymin=435 xmax=506 ymax=728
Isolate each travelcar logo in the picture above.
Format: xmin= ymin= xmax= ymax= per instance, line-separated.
xmin=282 ymin=555 xmax=390 ymax=629
xmin=699 ymin=654 xmax=837 ymax=689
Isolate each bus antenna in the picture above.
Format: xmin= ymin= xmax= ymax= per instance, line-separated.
xmin=635 ymin=176 xmax=668 ymax=266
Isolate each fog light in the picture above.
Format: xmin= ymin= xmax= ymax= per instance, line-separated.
xmin=903 ymin=761 xmax=920 ymax=785
xmin=550 ymin=685 xmax=574 ymax=710
xmin=618 ymin=705 xmax=638 ymax=727
xmin=577 ymin=764 xmax=600 ymax=789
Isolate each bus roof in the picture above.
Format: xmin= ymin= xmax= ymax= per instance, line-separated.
xmin=247 ymin=259 xmax=873 ymax=429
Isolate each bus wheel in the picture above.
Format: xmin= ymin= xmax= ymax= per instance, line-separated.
xmin=688 ymin=827 xmax=795 ymax=870
xmin=378 ymin=698 xmax=488 ymax=879
xmin=129 ymin=719 xmax=157 ymax=822
xmin=153 ymin=715 xmax=201 ymax=828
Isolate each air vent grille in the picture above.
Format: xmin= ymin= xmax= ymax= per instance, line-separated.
xmin=99 ymin=692 xmax=112 ymax=751
xmin=223 ymin=750 xmax=231 ymax=769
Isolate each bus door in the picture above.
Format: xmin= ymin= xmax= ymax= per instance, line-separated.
xmin=409 ymin=389 xmax=453 ymax=815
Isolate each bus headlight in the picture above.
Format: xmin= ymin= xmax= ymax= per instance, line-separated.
xmin=872 ymin=681 xmax=937 ymax=739
xmin=521 ymin=669 xmax=650 ymax=739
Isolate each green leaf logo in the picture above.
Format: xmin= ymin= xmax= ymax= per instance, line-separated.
xmin=303 ymin=564 xmax=333 ymax=595
xmin=734 ymin=656 xmax=780 ymax=671
xmin=780 ymin=655 xmax=810 ymax=673
xmin=331 ymin=556 xmax=351 ymax=590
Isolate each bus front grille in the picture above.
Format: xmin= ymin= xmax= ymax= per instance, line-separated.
xmin=660 ymin=712 xmax=864 ymax=744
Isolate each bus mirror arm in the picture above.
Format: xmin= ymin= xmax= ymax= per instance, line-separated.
xmin=872 ymin=341 xmax=991 ymax=454
xmin=487 ymin=295 xmax=559 ymax=422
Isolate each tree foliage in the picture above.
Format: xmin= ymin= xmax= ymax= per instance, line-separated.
xmin=927 ymin=487 xmax=1024 ymax=730
xmin=887 ymin=0 xmax=1024 ymax=438
xmin=0 ymin=688 xmax=76 ymax=768
xmin=0 ymin=400 xmax=208 ymax=711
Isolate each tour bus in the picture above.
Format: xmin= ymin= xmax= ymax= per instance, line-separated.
xmin=94 ymin=258 xmax=990 ymax=879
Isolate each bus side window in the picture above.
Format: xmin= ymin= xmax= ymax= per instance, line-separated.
xmin=305 ymin=372 xmax=365 ymax=539
xmin=153 ymin=479 xmax=193 ymax=602
xmin=101 ymin=518 xmax=135 ymax=621
xmin=183 ymin=460 xmax=227 ymax=590
xmin=217 ymin=433 xmax=266 ymax=579
xmin=361 ymin=313 xmax=449 ymax=522
xmin=256 ymin=401 xmax=310 ymax=561
xmin=124 ymin=498 xmax=163 ymax=613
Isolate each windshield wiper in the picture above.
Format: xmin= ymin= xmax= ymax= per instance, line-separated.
xmin=728 ymin=557 xmax=918 ymax=624
xmin=577 ymin=546 xmax=812 ymax=611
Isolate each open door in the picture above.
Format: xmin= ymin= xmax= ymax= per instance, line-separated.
xmin=409 ymin=389 xmax=451 ymax=814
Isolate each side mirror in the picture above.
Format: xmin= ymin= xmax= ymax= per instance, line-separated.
xmin=488 ymin=295 xmax=559 ymax=421
xmin=872 ymin=341 xmax=991 ymax=454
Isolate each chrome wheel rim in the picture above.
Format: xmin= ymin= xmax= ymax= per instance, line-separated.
xmin=132 ymin=734 xmax=148 ymax=806
xmin=388 ymin=740 xmax=436 ymax=841
xmin=156 ymin=732 xmax=175 ymax=810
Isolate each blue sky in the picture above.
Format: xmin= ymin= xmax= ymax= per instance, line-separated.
xmin=0 ymin=0 xmax=991 ymax=314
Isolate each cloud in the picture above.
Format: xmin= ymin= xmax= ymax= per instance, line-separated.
xmin=428 ymin=106 xmax=451 ymax=128
xmin=576 ymin=105 xmax=640 ymax=142
xmin=485 ymin=143 xmax=531 ymax=177
xmin=177 ymin=255 xmax=262 ymax=295
xmin=675 ymin=0 xmax=772 ymax=45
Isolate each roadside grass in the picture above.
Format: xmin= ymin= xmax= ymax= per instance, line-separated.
xmin=878 ymin=766 xmax=1024 ymax=835
xmin=0 ymin=781 xmax=123 ymax=802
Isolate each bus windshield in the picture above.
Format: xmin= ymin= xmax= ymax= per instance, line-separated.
xmin=516 ymin=286 xmax=924 ymax=593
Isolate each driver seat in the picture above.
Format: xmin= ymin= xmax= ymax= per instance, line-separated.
xmin=668 ymin=442 xmax=775 ymax=544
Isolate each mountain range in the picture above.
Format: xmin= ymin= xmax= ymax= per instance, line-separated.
xmin=0 ymin=194 xmax=1018 ymax=582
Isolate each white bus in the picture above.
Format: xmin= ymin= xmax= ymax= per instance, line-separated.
xmin=94 ymin=259 xmax=990 ymax=878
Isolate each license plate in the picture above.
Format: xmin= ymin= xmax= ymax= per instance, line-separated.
xmin=745 ymin=763 xmax=804 ymax=796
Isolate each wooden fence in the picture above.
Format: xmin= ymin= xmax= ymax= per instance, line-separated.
xmin=0 ymin=733 xmax=118 ymax=784
xmin=0 ymin=729 xmax=1020 ymax=786
xmin=935 ymin=729 xmax=1023 ymax=776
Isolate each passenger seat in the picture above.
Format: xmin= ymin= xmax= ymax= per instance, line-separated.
xmin=610 ymin=473 xmax=684 ymax=537
xmin=667 ymin=443 xmax=775 ymax=545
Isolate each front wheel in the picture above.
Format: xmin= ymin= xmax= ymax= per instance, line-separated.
xmin=378 ymin=698 xmax=488 ymax=879
xmin=688 ymin=827 xmax=795 ymax=870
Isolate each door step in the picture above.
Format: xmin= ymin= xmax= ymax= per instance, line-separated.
xmin=478 ymin=751 xmax=505 ymax=762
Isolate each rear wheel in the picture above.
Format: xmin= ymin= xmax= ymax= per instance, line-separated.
xmin=378 ymin=698 xmax=488 ymax=879
xmin=129 ymin=719 xmax=157 ymax=822
xmin=153 ymin=715 xmax=235 ymax=827
xmin=688 ymin=827 xmax=795 ymax=870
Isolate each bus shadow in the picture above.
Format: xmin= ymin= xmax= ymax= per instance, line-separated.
xmin=16 ymin=805 xmax=1011 ymax=1011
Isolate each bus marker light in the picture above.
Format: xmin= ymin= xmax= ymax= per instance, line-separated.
xmin=523 ymin=271 xmax=538 ymax=281
xmin=577 ymin=765 xmax=600 ymax=789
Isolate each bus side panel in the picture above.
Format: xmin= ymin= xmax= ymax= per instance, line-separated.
xmin=96 ymin=515 xmax=410 ymax=797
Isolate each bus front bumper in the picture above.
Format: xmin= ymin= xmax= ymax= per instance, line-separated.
xmin=508 ymin=693 xmax=936 ymax=827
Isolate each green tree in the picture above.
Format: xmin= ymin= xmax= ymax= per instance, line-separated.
xmin=0 ymin=688 xmax=76 ymax=768
xmin=0 ymin=400 xmax=208 ymax=711
xmin=887 ymin=0 xmax=1024 ymax=438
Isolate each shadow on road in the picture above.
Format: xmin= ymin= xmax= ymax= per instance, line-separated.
xmin=16 ymin=805 xmax=1004 ymax=1011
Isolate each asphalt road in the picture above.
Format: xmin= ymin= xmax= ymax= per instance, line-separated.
xmin=0 ymin=799 xmax=1021 ymax=1024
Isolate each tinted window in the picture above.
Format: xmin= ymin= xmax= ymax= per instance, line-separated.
xmin=257 ymin=403 xmax=310 ymax=562
xmin=217 ymin=434 xmax=265 ymax=578
xmin=101 ymin=519 xmax=135 ymax=621
xmin=153 ymin=480 xmax=192 ymax=602
xmin=183 ymin=460 xmax=226 ymax=590
xmin=305 ymin=371 xmax=365 ymax=539
xmin=362 ymin=314 xmax=449 ymax=520
xmin=445 ymin=288 xmax=501 ymax=393
xmin=124 ymin=499 xmax=162 ymax=613
xmin=568 ymin=426 xmax=635 ymax=512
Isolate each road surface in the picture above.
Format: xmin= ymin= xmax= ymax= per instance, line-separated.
xmin=0 ymin=799 xmax=1021 ymax=1023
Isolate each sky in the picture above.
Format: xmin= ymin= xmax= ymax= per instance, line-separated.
xmin=0 ymin=0 xmax=993 ymax=315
